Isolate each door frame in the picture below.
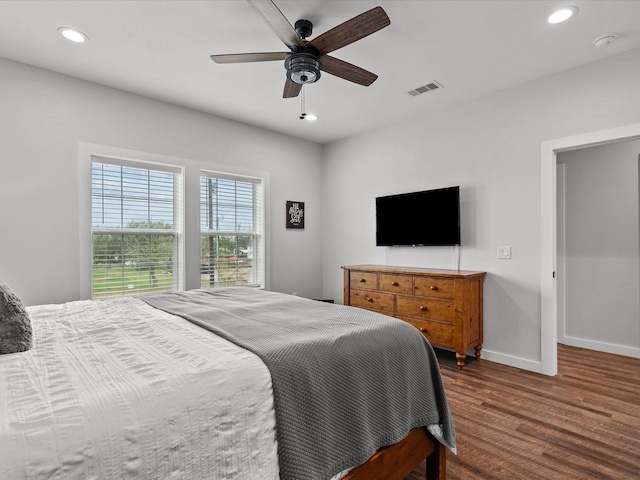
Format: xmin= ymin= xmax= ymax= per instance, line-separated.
xmin=540 ymin=123 xmax=640 ymax=376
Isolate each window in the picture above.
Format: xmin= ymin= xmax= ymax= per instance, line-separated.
xmin=91 ymin=157 xmax=183 ymax=299
xmin=200 ymin=172 xmax=263 ymax=288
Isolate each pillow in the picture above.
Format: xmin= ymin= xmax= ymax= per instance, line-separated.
xmin=0 ymin=280 xmax=32 ymax=354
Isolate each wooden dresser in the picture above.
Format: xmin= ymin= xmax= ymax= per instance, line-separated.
xmin=342 ymin=264 xmax=486 ymax=370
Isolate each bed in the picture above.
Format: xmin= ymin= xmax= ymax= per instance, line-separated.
xmin=0 ymin=284 xmax=454 ymax=480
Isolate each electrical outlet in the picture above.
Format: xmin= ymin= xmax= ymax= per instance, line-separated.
xmin=497 ymin=246 xmax=512 ymax=259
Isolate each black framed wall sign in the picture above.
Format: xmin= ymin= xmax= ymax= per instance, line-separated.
xmin=286 ymin=201 xmax=304 ymax=229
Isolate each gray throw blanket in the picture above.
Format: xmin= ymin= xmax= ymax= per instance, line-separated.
xmin=143 ymin=287 xmax=455 ymax=480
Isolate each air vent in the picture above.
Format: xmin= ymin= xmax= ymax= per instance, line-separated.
xmin=408 ymin=81 xmax=443 ymax=97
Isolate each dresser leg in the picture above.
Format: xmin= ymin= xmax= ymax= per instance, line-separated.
xmin=474 ymin=344 xmax=482 ymax=360
xmin=455 ymin=352 xmax=466 ymax=370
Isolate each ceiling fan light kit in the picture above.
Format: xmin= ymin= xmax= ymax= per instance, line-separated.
xmin=285 ymin=52 xmax=322 ymax=84
xmin=210 ymin=0 xmax=390 ymax=98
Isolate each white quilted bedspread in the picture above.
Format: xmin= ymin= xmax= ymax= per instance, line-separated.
xmin=0 ymin=297 xmax=280 ymax=479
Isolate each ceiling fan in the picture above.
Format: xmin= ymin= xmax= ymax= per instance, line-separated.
xmin=210 ymin=0 xmax=390 ymax=98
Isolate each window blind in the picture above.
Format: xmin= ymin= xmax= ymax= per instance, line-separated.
xmin=200 ymin=171 xmax=264 ymax=288
xmin=91 ymin=157 xmax=183 ymax=299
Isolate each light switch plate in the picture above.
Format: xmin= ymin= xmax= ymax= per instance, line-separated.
xmin=497 ymin=246 xmax=512 ymax=259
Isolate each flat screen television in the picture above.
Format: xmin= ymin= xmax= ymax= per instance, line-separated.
xmin=376 ymin=186 xmax=460 ymax=246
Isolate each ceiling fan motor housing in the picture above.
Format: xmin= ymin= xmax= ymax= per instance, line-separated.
xmin=285 ymin=52 xmax=322 ymax=84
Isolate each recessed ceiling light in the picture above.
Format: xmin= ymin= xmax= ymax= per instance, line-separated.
xmin=58 ymin=27 xmax=88 ymax=43
xmin=548 ymin=6 xmax=578 ymax=24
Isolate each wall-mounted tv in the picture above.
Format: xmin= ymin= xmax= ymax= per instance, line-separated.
xmin=376 ymin=186 xmax=460 ymax=246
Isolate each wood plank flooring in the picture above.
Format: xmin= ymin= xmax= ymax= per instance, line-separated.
xmin=405 ymin=345 xmax=640 ymax=479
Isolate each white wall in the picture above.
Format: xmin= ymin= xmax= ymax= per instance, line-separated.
xmin=321 ymin=48 xmax=640 ymax=371
xmin=4 ymin=46 xmax=640 ymax=372
xmin=557 ymin=140 xmax=640 ymax=356
xmin=0 ymin=57 xmax=324 ymax=306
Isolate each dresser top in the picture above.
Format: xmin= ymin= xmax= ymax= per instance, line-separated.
xmin=342 ymin=264 xmax=486 ymax=279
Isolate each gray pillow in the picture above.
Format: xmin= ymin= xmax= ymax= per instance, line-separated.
xmin=0 ymin=280 xmax=32 ymax=354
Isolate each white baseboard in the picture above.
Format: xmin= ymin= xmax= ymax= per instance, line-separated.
xmin=560 ymin=337 xmax=640 ymax=359
xmin=478 ymin=340 xmax=640 ymax=376
xmin=477 ymin=350 xmax=544 ymax=374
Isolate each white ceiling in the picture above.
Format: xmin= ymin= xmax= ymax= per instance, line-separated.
xmin=1 ymin=1 xmax=639 ymax=144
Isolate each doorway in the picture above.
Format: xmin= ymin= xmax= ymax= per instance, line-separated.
xmin=540 ymin=123 xmax=640 ymax=376
xmin=556 ymin=142 xmax=640 ymax=356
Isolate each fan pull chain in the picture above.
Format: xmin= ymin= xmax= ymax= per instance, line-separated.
xmin=299 ymin=85 xmax=307 ymax=120
xmin=299 ymin=87 xmax=318 ymax=121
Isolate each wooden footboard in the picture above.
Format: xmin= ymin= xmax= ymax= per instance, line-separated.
xmin=342 ymin=427 xmax=446 ymax=480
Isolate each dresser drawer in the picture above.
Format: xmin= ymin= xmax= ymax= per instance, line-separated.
xmin=350 ymin=271 xmax=378 ymax=289
xmin=396 ymin=296 xmax=455 ymax=322
xmin=414 ymin=277 xmax=455 ymax=299
xmin=379 ymin=274 xmax=413 ymax=295
xmin=350 ymin=290 xmax=394 ymax=313
xmin=401 ymin=317 xmax=456 ymax=348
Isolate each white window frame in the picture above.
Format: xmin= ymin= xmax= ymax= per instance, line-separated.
xmin=79 ymin=143 xmax=185 ymax=299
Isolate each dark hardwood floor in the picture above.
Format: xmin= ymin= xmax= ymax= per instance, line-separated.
xmin=406 ymin=344 xmax=640 ymax=480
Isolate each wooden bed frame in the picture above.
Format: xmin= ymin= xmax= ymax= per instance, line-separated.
xmin=343 ymin=427 xmax=446 ymax=480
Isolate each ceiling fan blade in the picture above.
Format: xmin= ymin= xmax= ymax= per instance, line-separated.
xmin=210 ymin=52 xmax=289 ymax=64
xmin=283 ymin=79 xmax=303 ymax=98
xmin=309 ymin=6 xmax=390 ymax=55
xmin=247 ymin=0 xmax=305 ymax=49
xmin=321 ymin=55 xmax=378 ymax=86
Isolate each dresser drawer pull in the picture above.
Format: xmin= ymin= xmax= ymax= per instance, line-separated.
xmin=420 ymin=306 xmax=428 ymax=311
xmin=364 ymin=295 xmax=373 ymax=303
xmin=419 ymin=327 xmax=428 ymax=333
xmin=430 ymin=285 xmax=438 ymax=291
xmin=391 ymin=281 xmax=399 ymax=286
xmin=360 ymin=278 xmax=367 ymax=283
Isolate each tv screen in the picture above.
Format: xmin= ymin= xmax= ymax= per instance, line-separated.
xmin=376 ymin=186 xmax=460 ymax=246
